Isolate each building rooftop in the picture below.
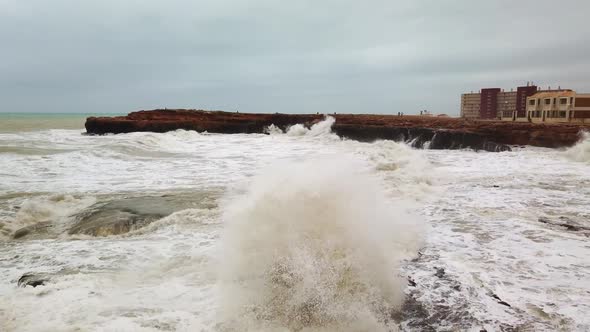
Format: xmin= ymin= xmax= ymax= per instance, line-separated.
xmin=529 ymin=90 xmax=576 ymax=99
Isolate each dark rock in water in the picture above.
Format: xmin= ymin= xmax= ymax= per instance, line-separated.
xmin=537 ymin=216 xmax=590 ymax=233
xmin=490 ymin=293 xmax=511 ymax=308
xmin=435 ymin=267 xmax=445 ymax=278
xmin=18 ymin=273 xmax=51 ymax=288
xmin=411 ymin=250 xmax=424 ymax=263
xmin=12 ymin=221 xmax=53 ymax=239
xmin=428 ymin=130 xmax=511 ymax=152
xmin=332 ymin=125 xmax=511 ymax=152
xmin=538 ymin=217 xmax=551 ymax=225
xmin=69 ymin=209 xmax=160 ymax=236
xmin=68 ymin=195 xmax=202 ymax=237
xmin=408 ymin=277 xmax=417 ymax=287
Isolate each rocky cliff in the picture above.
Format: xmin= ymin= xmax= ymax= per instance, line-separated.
xmin=86 ymin=109 xmax=590 ymax=152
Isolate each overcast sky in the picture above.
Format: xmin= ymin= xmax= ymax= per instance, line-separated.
xmin=1 ymin=0 xmax=589 ymax=115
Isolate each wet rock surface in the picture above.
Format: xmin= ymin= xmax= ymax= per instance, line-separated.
xmin=538 ymin=216 xmax=590 ymax=236
xmin=12 ymin=221 xmax=53 ymax=240
xmin=17 ymin=273 xmax=52 ymax=288
xmin=85 ymin=109 xmax=589 ymax=150
xmin=68 ymin=195 xmax=202 ymax=236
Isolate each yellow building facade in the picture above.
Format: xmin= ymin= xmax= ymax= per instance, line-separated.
xmin=526 ymin=91 xmax=590 ymax=123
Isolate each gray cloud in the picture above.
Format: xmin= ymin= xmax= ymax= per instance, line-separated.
xmin=1 ymin=0 xmax=589 ymax=114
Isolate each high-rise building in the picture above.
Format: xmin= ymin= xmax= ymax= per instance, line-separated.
xmin=460 ymin=93 xmax=480 ymax=118
xmin=480 ymin=88 xmax=501 ymax=119
xmin=515 ymin=85 xmax=538 ymax=118
xmin=497 ymin=91 xmax=517 ymax=118
xmin=461 ymin=84 xmax=539 ymax=119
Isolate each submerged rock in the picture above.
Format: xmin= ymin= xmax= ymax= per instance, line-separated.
xmin=68 ymin=194 xmax=206 ymax=236
xmin=12 ymin=221 xmax=53 ymax=240
xmin=68 ymin=209 xmax=161 ymax=236
xmin=538 ymin=216 xmax=590 ymax=234
xmin=17 ymin=273 xmax=51 ymax=288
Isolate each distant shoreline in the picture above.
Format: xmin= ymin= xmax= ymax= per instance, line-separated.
xmin=0 ymin=112 xmax=125 ymax=116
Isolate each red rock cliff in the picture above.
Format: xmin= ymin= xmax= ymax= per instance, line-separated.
xmin=85 ymin=109 xmax=589 ymax=151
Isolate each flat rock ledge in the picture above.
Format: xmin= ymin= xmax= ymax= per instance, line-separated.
xmin=86 ymin=109 xmax=590 ymax=151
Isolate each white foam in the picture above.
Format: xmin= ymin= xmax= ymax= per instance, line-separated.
xmin=2 ymin=120 xmax=590 ymax=330
xmin=286 ymin=116 xmax=336 ymax=137
xmin=0 ymin=194 xmax=96 ymax=238
xmin=217 ymin=156 xmax=424 ymax=331
xmin=263 ymin=124 xmax=284 ymax=135
xmin=564 ymin=131 xmax=590 ymax=163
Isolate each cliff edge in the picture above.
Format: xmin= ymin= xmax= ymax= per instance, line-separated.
xmin=86 ymin=109 xmax=589 ymax=152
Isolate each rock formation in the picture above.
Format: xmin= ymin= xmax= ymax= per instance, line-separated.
xmin=86 ymin=109 xmax=590 ymax=151
xmin=17 ymin=273 xmax=51 ymax=288
xmin=68 ymin=195 xmax=197 ymax=237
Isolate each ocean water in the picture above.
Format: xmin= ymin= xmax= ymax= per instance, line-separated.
xmin=0 ymin=114 xmax=589 ymax=331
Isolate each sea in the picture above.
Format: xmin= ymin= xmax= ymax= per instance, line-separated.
xmin=0 ymin=112 xmax=589 ymax=331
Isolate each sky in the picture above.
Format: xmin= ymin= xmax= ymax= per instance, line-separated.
xmin=1 ymin=0 xmax=589 ymax=115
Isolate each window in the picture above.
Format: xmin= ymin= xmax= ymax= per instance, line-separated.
xmin=560 ymin=98 xmax=568 ymax=105
xmin=544 ymin=99 xmax=551 ymax=105
xmin=529 ymin=99 xmax=536 ymax=106
xmin=559 ymin=111 xmax=566 ymax=118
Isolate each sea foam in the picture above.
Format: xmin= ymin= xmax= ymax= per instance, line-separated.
xmin=286 ymin=116 xmax=336 ymax=137
xmin=564 ymin=131 xmax=590 ymax=163
xmin=217 ymin=156 xmax=424 ymax=331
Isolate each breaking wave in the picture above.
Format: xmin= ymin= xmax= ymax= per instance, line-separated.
xmin=98 ymin=130 xmax=202 ymax=157
xmin=263 ymin=124 xmax=284 ymax=135
xmin=355 ymin=140 xmax=435 ymax=200
xmin=218 ymin=156 xmax=424 ymax=331
xmin=1 ymin=194 xmax=96 ymax=238
xmin=564 ymin=131 xmax=590 ymax=163
xmin=286 ymin=116 xmax=336 ymax=137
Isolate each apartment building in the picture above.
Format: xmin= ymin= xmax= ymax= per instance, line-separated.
xmin=497 ymin=91 xmax=517 ymax=119
xmin=461 ymin=84 xmax=538 ymax=120
xmin=526 ymin=91 xmax=590 ymax=123
xmin=460 ymin=93 xmax=480 ymax=118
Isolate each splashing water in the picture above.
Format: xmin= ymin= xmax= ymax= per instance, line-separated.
xmin=2 ymin=115 xmax=590 ymax=331
xmin=286 ymin=116 xmax=336 ymax=137
xmin=217 ymin=156 xmax=424 ymax=331
xmin=1 ymin=195 xmax=96 ymax=238
xmin=564 ymin=131 xmax=590 ymax=163
xmin=264 ymin=124 xmax=284 ymax=135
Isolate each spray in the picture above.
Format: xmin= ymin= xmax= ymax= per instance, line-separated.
xmin=217 ymin=156 xmax=424 ymax=331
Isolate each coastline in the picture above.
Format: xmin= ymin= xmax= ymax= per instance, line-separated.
xmin=85 ymin=109 xmax=590 ymax=151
